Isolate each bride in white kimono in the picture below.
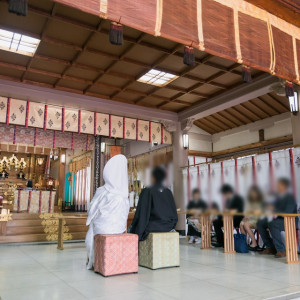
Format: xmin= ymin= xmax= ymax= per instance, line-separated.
xmin=85 ymin=154 xmax=129 ymax=269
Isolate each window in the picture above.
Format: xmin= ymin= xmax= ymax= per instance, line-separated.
xmin=137 ymin=69 xmax=178 ymax=87
xmin=0 ymin=29 xmax=40 ymax=56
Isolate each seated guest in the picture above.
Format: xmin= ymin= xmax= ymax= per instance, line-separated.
xmin=258 ymin=177 xmax=297 ymax=258
xmin=240 ymin=185 xmax=264 ymax=251
xmin=212 ymin=184 xmax=244 ymax=247
xmin=129 ymin=166 xmax=178 ymax=241
xmin=85 ymin=154 xmax=129 ymax=269
xmin=186 ymin=188 xmax=207 ymax=244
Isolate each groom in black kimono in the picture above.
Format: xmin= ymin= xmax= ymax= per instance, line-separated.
xmin=128 ymin=167 xmax=178 ymax=241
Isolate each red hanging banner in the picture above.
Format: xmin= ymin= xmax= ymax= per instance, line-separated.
xmin=25 ymin=101 xmax=29 ymax=128
xmin=6 ymin=97 xmax=11 ymax=125
xmin=289 ymin=149 xmax=296 ymax=197
xmin=252 ymin=156 xmax=257 ymax=184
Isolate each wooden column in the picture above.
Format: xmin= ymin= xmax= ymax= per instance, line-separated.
xmin=58 ymin=149 xmax=66 ymax=211
xmin=93 ymin=135 xmax=101 ymax=194
xmin=57 ymin=218 xmax=64 ymax=250
xmin=200 ymin=214 xmax=211 ymax=249
xmin=284 ymin=216 xmax=299 ymax=264
xmin=223 ymin=214 xmax=235 ymax=254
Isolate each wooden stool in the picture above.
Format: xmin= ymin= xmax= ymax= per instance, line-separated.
xmin=139 ymin=232 xmax=180 ymax=269
xmin=94 ymin=234 xmax=138 ymax=276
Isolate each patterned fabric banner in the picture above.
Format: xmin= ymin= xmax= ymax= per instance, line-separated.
xmin=138 ymin=120 xmax=150 ymax=142
xmin=124 ymin=118 xmax=137 ymax=140
xmin=95 ymin=113 xmax=110 ymax=136
xmin=0 ymin=97 xmax=7 ymax=123
xmin=0 ymin=98 xmax=172 ymax=144
xmin=64 ymin=108 xmax=79 ymax=132
xmin=28 ymin=102 xmax=45 ymax=128
xmin=46 ymin=106 xmax=63 ymax=131
xmin=151 ymin=122 xmax=162 ymax=144
xmin=81 ymin=110 xmax=94 ymax=135
xmin=110 ymin=115 xmax=123 ymax=138
xmin=9 ymin=99 xmax=27 ymax=126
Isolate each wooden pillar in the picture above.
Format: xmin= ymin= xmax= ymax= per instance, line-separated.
xmin=200 ymin=214 xmax=211 ymax=249
xmin=223 ymin=214 xmax=235 ymax=254
xmin=172 ymin=122 xmax=188 ymax=232
xmin=93 ymin=135 xmax=101 ymax=194
xmin=58 ymin=149 xmax=66 ymax=211
xmin=57 ymin=218 xmax=64 ymax=250
xmin=284 ymin=216 xmax=299 ymax=264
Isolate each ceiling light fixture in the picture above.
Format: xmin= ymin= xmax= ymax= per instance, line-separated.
xmin=0 ymin=29 xmax=40 ymax=56
xmin=137 ymin=69 xmax=178 ymax=87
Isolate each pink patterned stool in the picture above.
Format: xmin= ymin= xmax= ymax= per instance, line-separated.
xmin=94 ymin=233 xmax=138 ymax=277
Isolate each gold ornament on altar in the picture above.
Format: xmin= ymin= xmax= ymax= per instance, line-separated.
xmin=39 ymin=213 xmax=72 ymax=241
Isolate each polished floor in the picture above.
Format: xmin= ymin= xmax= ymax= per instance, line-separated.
xmin=1 ymin=240 xmax=300 ymax=300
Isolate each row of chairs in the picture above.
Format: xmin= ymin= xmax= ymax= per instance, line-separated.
xmin=93 ymin=232 xmax=180 ymax=277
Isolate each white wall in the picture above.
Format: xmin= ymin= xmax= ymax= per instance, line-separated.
xmin=212 ymin=113 xmax=292 ymax=152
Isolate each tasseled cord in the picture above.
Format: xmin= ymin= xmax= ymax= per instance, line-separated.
xmin=285 ymin=81 xmax=294 ymax=97
xmin=242 ymin=65 xmax=252 ymax=83
xmin=8 ymin=0 xmax=28 ymax=16
xmin=183 ymin=46 xmax=195 ymax=66
xmin=109 ymin=22 xmax=123 ymax=46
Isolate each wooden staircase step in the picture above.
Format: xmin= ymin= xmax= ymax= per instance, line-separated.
xmin=0 ymin=232 xmax=87 ymax=243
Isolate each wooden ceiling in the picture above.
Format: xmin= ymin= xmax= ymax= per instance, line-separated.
xmin=0 ymin=0 xmax=266 ymax=113
xmin=194 ymin=92 xmax=290 ymax=134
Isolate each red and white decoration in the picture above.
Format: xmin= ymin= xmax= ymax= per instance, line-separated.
xmin=184 ymin=147 xmax=300 ymax=209
xmin=0 ymin=97 xmax=172 ymax=144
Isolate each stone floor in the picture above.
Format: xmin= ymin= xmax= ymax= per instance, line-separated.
xmin=1 ymin=240 xmax=300 ymax=300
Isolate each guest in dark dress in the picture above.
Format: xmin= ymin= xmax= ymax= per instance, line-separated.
xmin=212 ymin=184 xmax=244 ymax=247
xmin=128 ymin=167 xmax=178 ymax=241
xmin=258 ymin=177 xmax=297 ymax=258
xmin=186 ymin=188 xmax=207 ymax=244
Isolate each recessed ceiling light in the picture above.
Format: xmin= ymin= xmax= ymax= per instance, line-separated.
xmin=137 ymin=69 xmax=178 ymax=87
xmin=0 ymin=29 xmax=40 ymax=57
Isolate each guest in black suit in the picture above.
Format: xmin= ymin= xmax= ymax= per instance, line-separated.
xmin=258 ymin=178 xmax=297 ymax=258
xmin=212 ymin=184 xmax=244 ymax=247
xmin=186 ymin=188 xmax=207 ymax=244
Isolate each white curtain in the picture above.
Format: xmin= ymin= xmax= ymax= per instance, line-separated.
xmin=74 ymin=162 xmax=91 ymax=211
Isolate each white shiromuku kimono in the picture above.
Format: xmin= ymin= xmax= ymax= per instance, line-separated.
xmin=85 ymin=154 xmax=129 ymax=270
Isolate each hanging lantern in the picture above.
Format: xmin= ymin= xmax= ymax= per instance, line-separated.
xmin=101 ymin=142 xmax=106 ymax=153
xmin=183 ymin=46 xmax=195 ymax=66
xmin=242 ymin=65 xmax=252 ymax=83
xmin=285 ymin=81 xmax=294 ymax=97
xmin=8 ymin=0 xmax=28 ymax=16
xmin=183 ymin=133 xmax=189 ymax=150
xmin=288 ymin=91 xmax=299 ymax=115
xmin=109 ymin=22 xmax=123 ymax=45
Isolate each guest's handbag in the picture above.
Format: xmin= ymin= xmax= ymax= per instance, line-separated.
xmin=234 ymin=233 xmax=249 ymax=253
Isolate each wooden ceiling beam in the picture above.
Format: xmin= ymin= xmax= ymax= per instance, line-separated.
xmin=230 ymin=107 xmax=254 ymax=123
xmin=0 ymin=60 xmax=191 ymax=106
xmin=54 ymin=21 xmax=104 ymax=88
xmin=194 ymin=120 xmax=216 ymax=134
xmin=205 ymin=115 xmax=230 ymax=131
xmin=213 ymin=112 xmax=240 ymax=128
xmin=255 ymin=97 xmax=281 ymax=114
xmin=217 ymin=110 xmax=245 ymax=126
xmin=266 ymin=93 xmax=290 ymax=112
xmin=245 ymin=101 xmax=272 ymax=118
xmin=200 ymin=118 xmax=224 ymax=132
xmin=83 ymin=33 xmax=147 ymax=94
xmin=21 ymin=3 xmax=57 ymax=82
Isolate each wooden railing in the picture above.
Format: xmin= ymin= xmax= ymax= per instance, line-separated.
xmin=180 ymin=210 xmax=300 ymax=264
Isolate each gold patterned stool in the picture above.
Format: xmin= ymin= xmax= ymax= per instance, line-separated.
xmin=139 ymin=232 xmax=180 ymax=270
